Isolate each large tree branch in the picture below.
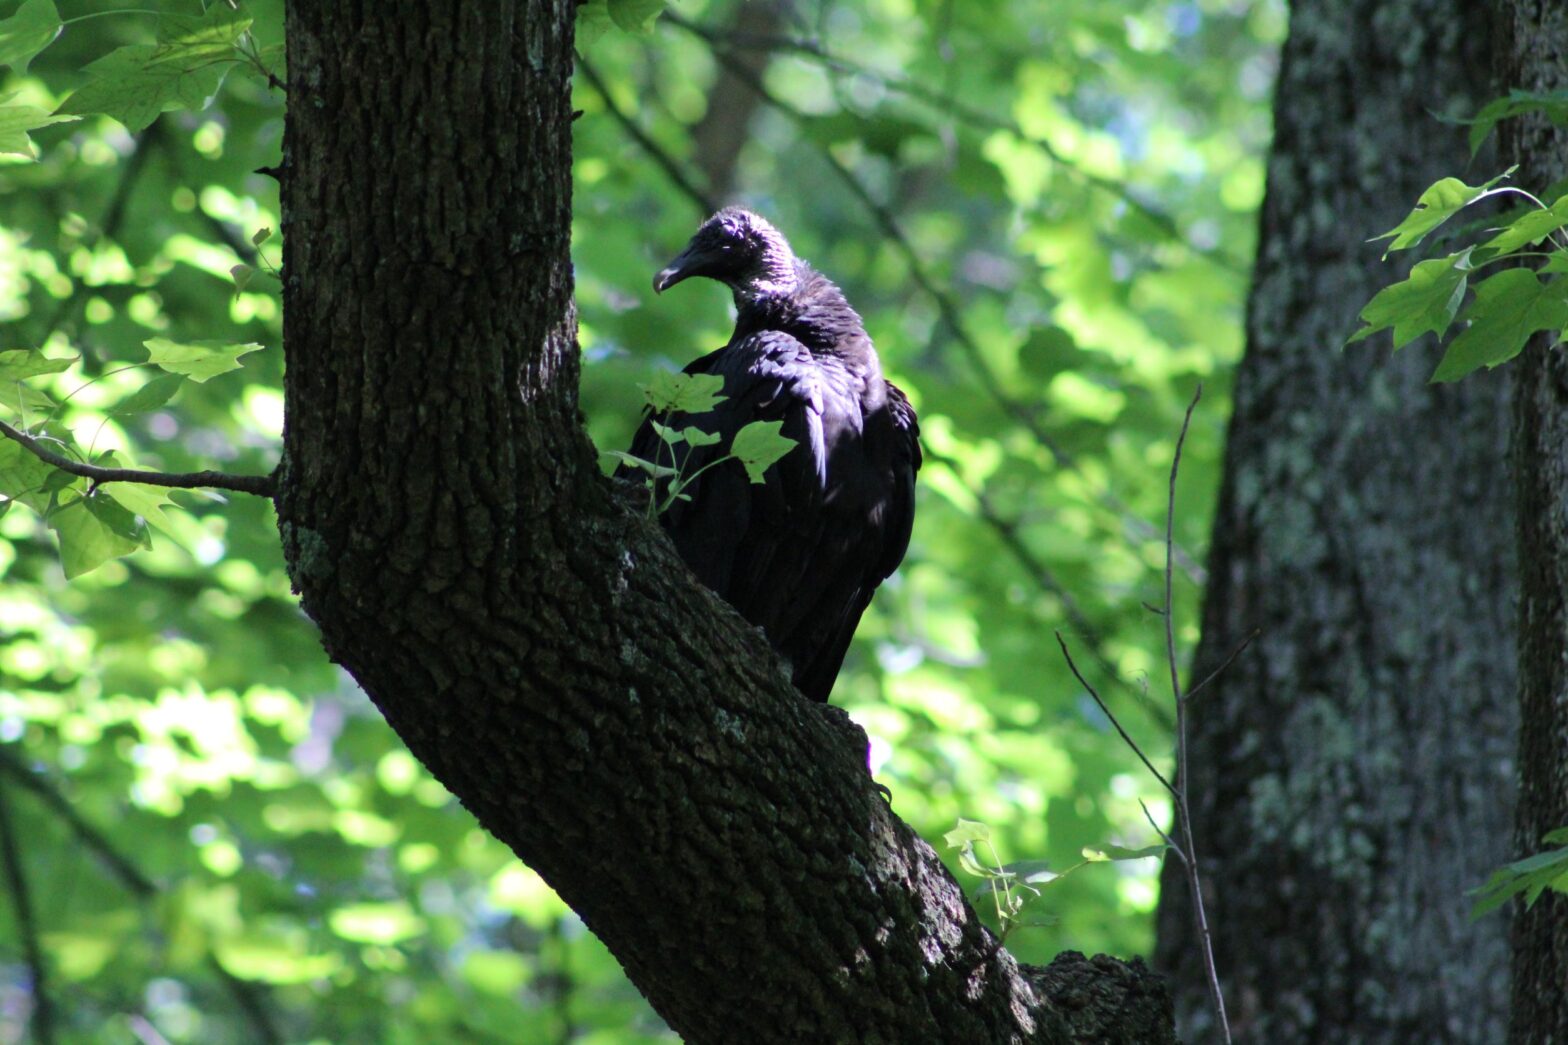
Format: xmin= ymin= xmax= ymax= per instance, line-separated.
xmin=274 ymin=5 xmax=1170 ymax=1040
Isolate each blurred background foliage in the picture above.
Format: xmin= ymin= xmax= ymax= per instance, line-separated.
xmin=0 ymin=0 xmax=1281 ymax=1040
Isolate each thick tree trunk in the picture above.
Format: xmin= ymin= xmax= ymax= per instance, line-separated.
xmin=1495 ymin=5 xmax=1568 ymax=1041
xmin=1153 ymin=1 xmax=1515 ymax=1041
xmin=274 ymin=4 xmax=1168 ymax=1041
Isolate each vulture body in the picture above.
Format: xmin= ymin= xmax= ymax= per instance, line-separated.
xmin=623 ymin=208 xmax=921 ymax=703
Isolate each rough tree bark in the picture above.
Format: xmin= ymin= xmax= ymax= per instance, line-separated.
xmin=274 ymin=4 xmax=1168 ymax=1041
xmin=1154 ymin=1 xmax=1516 ymax=1041
xmin=1495 ymin=4 xmax=1568 ymax=1041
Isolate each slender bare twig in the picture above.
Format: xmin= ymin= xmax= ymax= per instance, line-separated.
xmin=1056 ymin=631 xmax=1175 ymax=797
xmin=0 ymin=419 xmax=275 ymax=497
xmin=666 ymin=13 xmax=1247 ymax=275
xmin=575 ymin=54 xmax=719 ymax=215
xmin=1164 ymin=384 xmax=1231 ymax=1043
xmin=1138 ymin=798 xmax=1185 ymax=865
xmin=1184 ymin=628 xmax=1259 ymax=706
xmin=0 ymin=777 xmax=56 ymax=1044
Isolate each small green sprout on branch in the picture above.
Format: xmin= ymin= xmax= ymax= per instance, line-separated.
xmin=1470 ymin=827 xmax=1568 ymax=920
xmin=943 ymin=818 xmax=1164 ymax=942
xmin=1351 ymin=91 xmax=1568 ymax=382
xmin=608 ymin=372 xmax=795 ymax=517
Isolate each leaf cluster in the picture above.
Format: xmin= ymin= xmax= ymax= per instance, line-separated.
xmin=607 ymin=372 xmax=795 ymax=515
xmin=1352 ymin=95 xmax=1568 ymax=381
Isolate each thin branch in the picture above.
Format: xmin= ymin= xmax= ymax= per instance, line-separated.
xmin=0 ymin=776 xmax=56 ymax=1044
xmin=1055 ymin=631 xmax=1175 ymax=797
xmin=0 ymin=748 xmax=154 ymax=896
xmin=207 ymin=955 xmax=282 ymax=1045
xmin=1164 ymin=384 xmax=1231 ymax=1043
xmin=674 ymin=34 xmax=1207 ymax=585
xmin=0 ymin=752 xmax=281 ymax=1041
xmin=927 ymin=445 xmax=1171 ymax=729
xmin=1138 ymin=797 xmax=1185 ymax=865
xmin=666 ymin=14 xmax=1247 ymax=275
xmin=1184 ymin=628 xmax=1258 ymax=706
xmin=575 ymin=54 xmax=719 ymax=215
xmin=0 ymin=419 xmax=276 ymax=497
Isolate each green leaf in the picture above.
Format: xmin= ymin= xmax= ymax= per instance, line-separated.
xmin=575 ymin=0 xmax=613 ymax=47
xmin=84 ymin=490 xmax=150 ymax=545
xmin=639 ymin=371 xmax=725 ymax=414
xmin=1545 ymin=827 xmax=1568 ymax=846
xmin=0 ymin=0 xmax=61 ymax=73
xmin=681 ymin=427 xmax=722 ymax=447
xmin=0 ymin=348 xmax=75 ymax=382
xmin=1432 ymin=269 xmax=1568 ymax=382
xmin=0 ymin=97 xmax=78 ymax=157
xmin=1372 ymin=170 xmax=1512 ymax=256
xmin=251 ymin=226 xmax=272 ymax=247
xmin=730 ymin=420 xmax=795 ymax=483
xmin=1470 ymin=844 xmax=1568 ymax=918
xmin=0 ymin=380 xmax=57 ymax=418
xmin=0 ymin=437 xmax=54 ymax=510
xmin=606 ymin=0 xmax=665 ymax=33
xmin=604 ymin=450 xmax=678 ymax=479
xmin=1460 ymin=90 xmax=1568 ymax=156
xmin=230 ymin=263 xmax=254 ymax=295
xmin=943 ymin=819 xmax=992 ymax=847
xmin=144 ymin=338 xmax=262 ymax=382
xmin=48 ymin=497 xmax=143 ymax=579
xmin=650 ymin=419 xmax=684 ymax=445
xmin=57 ymin=6 xmax=253 ymax=131
xmin=1348 ymin=250 xmax=1473 ymax=349
xmin=110 ymin=372 xmax=184 ymax=415
xmin=104 ymin=480 xmax=178 ymax=537
xmin=1475 ymin=197 xmax=1568 ymax=258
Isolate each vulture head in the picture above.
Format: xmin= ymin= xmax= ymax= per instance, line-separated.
xmin=653 ymin=207 xmax=799 ymax=301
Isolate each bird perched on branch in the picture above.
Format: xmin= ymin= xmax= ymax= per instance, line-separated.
xmin=623 ymin=208 xmax=921 ymax=703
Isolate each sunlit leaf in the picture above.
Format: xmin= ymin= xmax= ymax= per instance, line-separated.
xmin=1432 ymin=269 xmax=1568 ymax=382
xmin=1372 ymin=170 xmax=1513 ymax=256
xmin=640 ymin=371 xmax=726 ymax=413
xmin=943 ymin=819 xmax=992 ymax=847
xmin=730 ymin=420 xmax=795 ymax=482
xmin=144 ymin=337 xmax=263 ymax=382
xmin=1348 ymin=249 xmax=1472 ymax=349
xmin=0 ymin=96 xmax=77 ymax=157
xmin=57 ymin=5 xmax=253 ymax=131
xmin=0 ymin=348 xmax=75 ymax=381
xmin=0 ymin=0 xmax=61 ymax=73
xmin=607 ymin=0 xmax=665 ymax=33
xmin=47 ymin=496 xmax=143 ymax=578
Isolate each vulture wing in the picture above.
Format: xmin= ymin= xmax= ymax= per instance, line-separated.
xmin=624 ymin=332 xmax=920 ymax=702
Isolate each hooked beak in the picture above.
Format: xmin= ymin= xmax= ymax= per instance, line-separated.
xmin=652 ymin=246 xmax=711 ymax=294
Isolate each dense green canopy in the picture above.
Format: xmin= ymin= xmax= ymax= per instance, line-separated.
xmin=0 ymin=0 xmax=1277 ymax=1038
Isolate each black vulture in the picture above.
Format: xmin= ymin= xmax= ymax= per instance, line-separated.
xmin=622 ymin=208 xmax=921 ymax=703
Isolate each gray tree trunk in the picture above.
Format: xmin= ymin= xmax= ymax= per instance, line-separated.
xmin=1495 ymin=4 xmax=1568 ymax=1042
xmin=274 ymin=4 xmax=1168 ymax=1041
xmin=1153 ymin=1 xmax=1516 ymax=1041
